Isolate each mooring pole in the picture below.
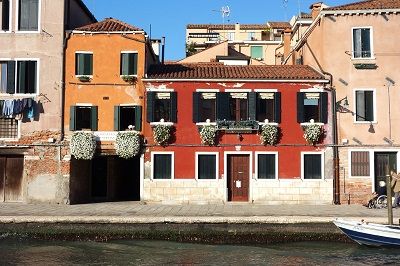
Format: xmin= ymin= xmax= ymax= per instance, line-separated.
xmin=386 ymin=174 xmax=393 ymax=225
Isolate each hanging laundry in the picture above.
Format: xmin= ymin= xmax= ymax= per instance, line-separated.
xmin=3 ymin=100 xmax=14 ymax=117
xmin=27 ymin=100 xmax=35 ymax=119
xmin=13 ymin=99 xmax=23 ymax=114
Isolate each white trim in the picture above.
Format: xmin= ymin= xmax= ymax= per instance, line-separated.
xmin=15 ymin=0 xmax=41 ymax=34
xmin=224 ymin=151 xmax=253 ymax=202
xmin=301 ymin=151 xmax=325 ymax=180
xmin=75 ymin=103 xmax=93 ymax=106
xmin=353 ymin=88 xmax=377 ymax=124
xmin=300 ymin=88 xmax=325 ymax=92
xmin=255 ymin=152 xmax=278 ymax=180
xmin=150 ymin=121 xmax=174 ymax=126
xmin=300 ymin=122 xmax=324 ymax=126
xmin=258 ymin=122 xmax=279 ymax=126
xmin=0 ymin=0 xmax=12 ymax=33
xmin=351 ymin=26 xmax=374 ymax=60
xmin=118 ymin=103 xmax=135 ymax=107
xmin=225 ymin=89 xmax=252 ymax=92
xmin=254 ymin=89 xmax=278 ymax=92
xmin=75 ymin=51 xmax=93 ymax=54
xmin=348 ymin=149 xmax=372 ymax=179
xmin=0 ymin=58 xmax=40 ymax=96
xmin=196 ymin=89 xmax=220 ymax=92
xmin=121 ymin=51 xmax=138 ymax=54
xmin=146 ymin=88 xmax=174 ymax=92
xmin=143 ymin=78 xmax=329 ymax=83
xmin=196 ymin=122 xmax=217 ymax=126
xmin=195 ymin=152 xmax=219 ymax=181
xmin=151 ymin=152 xmax=174 ymax=180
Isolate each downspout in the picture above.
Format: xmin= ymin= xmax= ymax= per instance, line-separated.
xmin=274 ymin=42 xmax=284 ymax=65
xmin=322 ymin=70 xmax=340 ymax=205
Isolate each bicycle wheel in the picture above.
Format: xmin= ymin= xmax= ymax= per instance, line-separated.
xmin=376 ymin=195 xmax=387 ymax=209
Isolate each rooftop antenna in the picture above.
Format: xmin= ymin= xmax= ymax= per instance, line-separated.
xmin=282 ymin=0 xmax=289 ymax=21
xmin=212 ymin=6 xmax=230 ymax=41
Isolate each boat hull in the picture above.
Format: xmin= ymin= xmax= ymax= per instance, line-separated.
xmin=333 ymin=219 xmax=400 ymax=247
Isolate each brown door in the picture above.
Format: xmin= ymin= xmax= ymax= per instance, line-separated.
xmin=0 ymin=156 xmax=24 ymax=202
xmin=374 ymin=152 xmax=397 ymax=195
xmin=227 ymin=154 xmax=249 ymax=202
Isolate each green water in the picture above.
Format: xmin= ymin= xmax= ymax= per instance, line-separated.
xmin=0 ymin=239 xmax=399 ymax=265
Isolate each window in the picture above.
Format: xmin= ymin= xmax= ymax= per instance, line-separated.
xmin=18 ymin=0 xmax=39 ymax=31
xmin=351 ymin=151 xmax=370 ymax=176
xmin=0 ymin=60 xmax=37 ymax=94
xmin=302 ymin=153 xmax=323 ymax=180
xmin=229 ymin=92 xmax=248 ymax=121
xmin=355 ymin=90 xmax=374 ymax=122
xmin=114 ymin=105 xmax=142 ymax=131
xmin=247 ymin=32 xmax=256 ymax=40
xmin=256 ymin=92 xmax=281 ymax=123
xmin=152 ymin=153 xmax=173 ymax=179
xmin=120 ymin=52 xmax=138 ymax=76
xmin=69 ymin=105 xmax=98 ymax=131
xmin=1 ymin=0 xmax=10 ymax=31
xmin=192 ymin=92 xmax=216 ymax=122
xmin=297 ymin=92 xmax=328 ymax=123
xmin=196 ymin=153 xmax=218 ymax=180
xmin=75 ymin=53 xmax=93 ymax=76
xmin=353 ymin=28 xmax=372 ymax=58
xmin=227 ymin=32 xmax=235 ymax=41
xmin=147 ymin=91 xmax=177 ymax=123
xmin=0 ymin=118 xmax=18 ymax=139
xmin=256 ymin=153 xmax=277 ymax=179
xmin=250 ymin=46 xmax=263 ymax=59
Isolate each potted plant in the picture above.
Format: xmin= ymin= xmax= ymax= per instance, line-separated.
xmin=260 ymin=123 xmax=279 ymax=145
xmin=302 ymin=119 xmax=323 ymax=144
xmin=200 ymin=124 xmax=217 ymax=146
xmin=78 ymin=75 xmax=91 ymax=82
xmin=121 ymin=75 xmax=137 ymax=83
xmin=70 ymin=131 xmax=97 ymax=160
xmin=153 ymin=119 xmax=173 ymax=146
xmin=115 ymin=131 xmax=141 ymax=159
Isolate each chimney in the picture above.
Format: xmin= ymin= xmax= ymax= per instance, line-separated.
xmin=283 ymin=28 xmax=292 ymax=63
xmin=235 ymin=23 xmax=240 ymax=38
xmin=310 ymin=2 xmax=323 ymax=20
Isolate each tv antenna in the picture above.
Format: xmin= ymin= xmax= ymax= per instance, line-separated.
xmin=212 ymin=6 xmax=231 ymax=41
xmin=282 ymin=0 xmax=289 ymax=20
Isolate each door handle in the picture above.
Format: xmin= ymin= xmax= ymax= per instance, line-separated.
xmin=238 ymin=171 xmax=244 ymax=174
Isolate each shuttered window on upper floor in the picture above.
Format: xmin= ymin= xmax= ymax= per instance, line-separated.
xmin=18 ymin=0 xmax=39 ymax=31
xmin=351 ymin=151 xmax=370 ymax=176
xmin=70 ymin=106 xmax=98 ymax=131
xmin=75 ymin=53 xmax=93 ymax=76
xmin=297 ymin=92 xmax=328 ymax=123
xmin=0 ymin=60 xmax=37 ymax=94
xmin=114 ymin=105 xmax=142 ymax=131
xmin=1 ymin=0 xmax=10 ymax=31
xmin=147 ymin=92 xmax=177 ymax=123
xmin=120 ymin=52 xmax=138 ymax=76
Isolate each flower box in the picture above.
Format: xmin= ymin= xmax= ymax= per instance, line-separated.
xmin=216 ymin=120 xmax=259 ymax=133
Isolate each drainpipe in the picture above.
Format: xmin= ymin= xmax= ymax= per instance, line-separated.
xmin=322 ymin=70 xmax=340 ymax=205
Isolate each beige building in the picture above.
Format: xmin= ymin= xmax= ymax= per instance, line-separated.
xmin=186 ymin=22 xmax=290 ymax=65
xmin=0 ymin=0 xmax=95 ymax=203
xmin=291 ymin=0 xmax=400 ymax=204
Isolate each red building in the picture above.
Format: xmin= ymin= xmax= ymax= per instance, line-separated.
xmin=142 ymin=63 xmax=332 ymax=204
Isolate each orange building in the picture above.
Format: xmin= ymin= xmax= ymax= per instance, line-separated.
xmin=64 ymin=18 xmax=158 ymax=203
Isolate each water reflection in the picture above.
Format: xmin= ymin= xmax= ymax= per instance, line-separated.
xmin=0 ymin=239 xmax=399 ymax=265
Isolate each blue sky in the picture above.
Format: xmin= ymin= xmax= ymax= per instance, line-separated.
xmin=82 ymin=0 xmax=351 ymax=60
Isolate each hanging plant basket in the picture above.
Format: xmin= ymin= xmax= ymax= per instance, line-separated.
xmin=115 ymin=131 xmax=141 ymax=159
xmin=121 ymin=75 xmax=137 ymax=83
xmin=260 ymin=124 xmax=279 ymax=145
xmin=70 ymin=131 xmax=97 ymax=160
xmin=200 ymin=125 xmax=217 ymax=146
xmin=302 ymin=123 xmax=323 ymax=144
xmin=153 ymin=124 xmax=172 ymax=146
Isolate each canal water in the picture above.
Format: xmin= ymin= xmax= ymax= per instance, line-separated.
xmin=0 ymin=238 xmax=399 ymax=265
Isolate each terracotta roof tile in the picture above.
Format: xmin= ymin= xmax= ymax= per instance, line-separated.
xmin=74 ymin=17 xmax=143 ymax=32
xmin=146 ymin=64 xmax=325 ymax=80
xmin=187 ymin=24 xmax=268 ymax=30
xmin=268 ymin=22 xmax=291 ymax=29
xmin=325 ymin=0 xmax=400 ymax=11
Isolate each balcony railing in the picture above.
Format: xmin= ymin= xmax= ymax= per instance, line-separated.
xmin=216 ymin=120 xmax=259 ymax=133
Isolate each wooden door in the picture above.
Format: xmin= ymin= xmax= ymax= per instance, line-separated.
xmin=4 ymin=156 xmax=24 ymax=202
xmin=374 ymin=152 xmax=397 ymax=195
xmin=227 ymin=155 xmax=249 ymax=202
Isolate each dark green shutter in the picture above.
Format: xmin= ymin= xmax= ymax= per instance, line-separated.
xmin=248 ymin=92 xmax=257 ymax=121
xmin=2 ymin=0 xmax=9 ymax=31
xmin=274 ymin=92 xmax=281 ymax=123
xmin=6 ymin=61 xmax=15 ymax=94
xmin=133 ymin=53 xmax=138 ymax=75
xmin=304 ymin=154 xmax=321 ymax=179
xmin=146 ymin=92 xmax=155 ymax=122
xmin=17 ymin=61 xmax=26 ymax=93
xmin=193 ymin=92 xmax=201 ymax=122
xmin=154 ymin=154 xmax=171 ymax=179
xmin=320 ymin=92 xmax=328 ymax=124
xmin=198 ymin=155 xmax=216 ymax=179
xmin=258 ymin=154 xmax=275 ymax=179
xmin=216 ymin=92 xmax=230 ymax=120
xmin=69 ymin=106 xmax=76 ymax=131
xmin=114 ymin=106 xmax=120 ymax=131
xmin=365 ymin=91 xmax=374 ymax=121
xmin=26 ymin=61 xmax=36 ymax=93
xmin=135 ymin=106 xmax=142 ymax=131
xmin=297 ymin=92 xmax=305 ymax=123
xmin=85 ymin=54 xmax=93 ymax=76
xmin=170 ymin=92 xmax=177 ymax=123
xmin=90 ymin=106 xmax=98 ymax=131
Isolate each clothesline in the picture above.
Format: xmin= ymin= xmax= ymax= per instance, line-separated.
xmin=0 ymin=98 xmax=36 ymax=120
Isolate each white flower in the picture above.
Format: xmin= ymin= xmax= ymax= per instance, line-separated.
xmin=70 ymin=132 xmax=97 ymax=160
xmin=115 ymin=131 xmax=141 ymax=159
xmin=153 ymin=124 xmax=172 ymax=145
xmin=200 ymin=125 xmax=217 ymax=145
xmin=303 ymin=124 xmax=323 ymax=144
xmin=260 ymin=124 xmax=278 ymax=145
